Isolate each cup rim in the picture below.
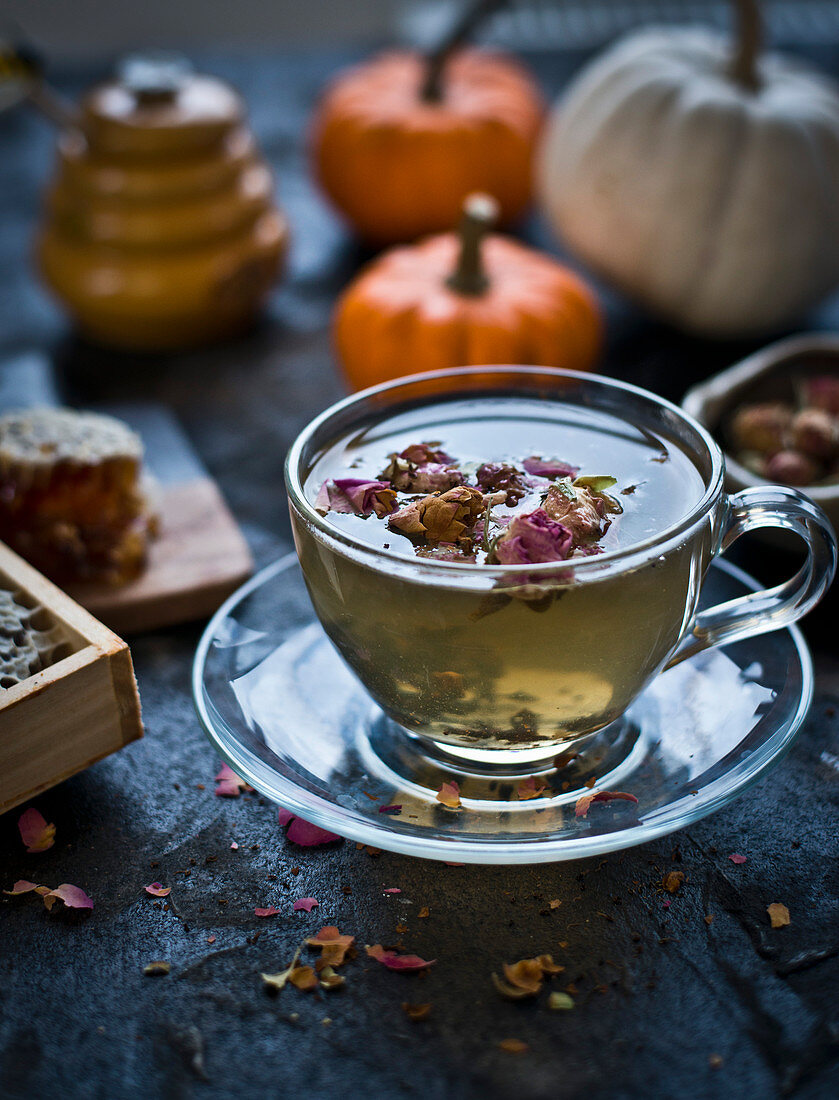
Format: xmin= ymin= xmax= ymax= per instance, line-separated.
xmin=285 ymin=366 xmax=726 ymax=577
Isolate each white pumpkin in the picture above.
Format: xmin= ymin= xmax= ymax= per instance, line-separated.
xmin=537 ymin=0 xmax=839 ymax=336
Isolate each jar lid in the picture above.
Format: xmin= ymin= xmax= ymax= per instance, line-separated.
xmin=81 ymin=52 xmax=243 ymax=157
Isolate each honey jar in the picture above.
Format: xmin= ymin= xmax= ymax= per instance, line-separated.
xmin=37 ymin=54 xmax=288 ymax=350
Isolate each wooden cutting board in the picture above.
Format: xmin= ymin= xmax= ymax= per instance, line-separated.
xmin=0 ymin=360 xmax=253 ymax=634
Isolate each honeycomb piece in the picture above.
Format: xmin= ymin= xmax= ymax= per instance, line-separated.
xmin=0 ymin=407 xmax=157 ymax=586
xmin=0 ymin=586 xmax=70 ymax=690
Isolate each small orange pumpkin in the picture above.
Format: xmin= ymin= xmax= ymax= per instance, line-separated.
xmin=334 ymin=194 xmax=603 ymax=391
xmin=311 ymin=48 xmax=544 ymax=245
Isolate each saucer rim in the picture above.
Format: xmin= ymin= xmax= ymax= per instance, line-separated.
xmin=192 ymin=553 xmax=814 ymax=864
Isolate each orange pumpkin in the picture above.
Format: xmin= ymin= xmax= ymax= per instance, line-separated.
xmin=334 ymin=194 xmax=603 ymax=391
xmin=311 ymin=49 xmax=544 ymax=245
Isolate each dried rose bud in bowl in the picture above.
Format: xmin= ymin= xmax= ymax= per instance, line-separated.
xmin=729 ymin=402 xmax=792 ymax=455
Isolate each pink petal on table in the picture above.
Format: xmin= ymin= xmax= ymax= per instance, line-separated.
xmin=575 ymin=790 xmax=638 ymax=818
xmin=729 ymin=853 xmax=747 ymax=865
xmin=277 ymin=808 xmax=295 ymax=827
xmin=254 ymin=906 xmax=281 ymax=918
xmin=214 ymin=763 xmax=251 ymax=798
xmin=144 ymin=882 xmax=171 ymax=897
xmin=3 ymin=880 xmax=43 ymax=896
xmin=382 ymin=888 xmax=401 ymax=895
xmin=286 ymin=817 xmax=342 ymax=847
xmin=18 ymin=808 xmax=56 ymax=853
xmin=436 ymin=781 xmax=461 ymax=809
xmin=42 ymin=884 xmax=93 ymax=911
xmin=366 ymin=944 xmax=435 ymax=971
xmin=230 ymin=841 xmax=239 ymax=850
xmin=293 ymin=897 xmax=319 ymax=912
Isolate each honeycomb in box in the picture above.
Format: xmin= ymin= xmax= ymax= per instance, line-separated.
xmin=0 ymin=407 xmax=158 ymax=586
xmin=0 ymin=586 xmax=70 ymax=689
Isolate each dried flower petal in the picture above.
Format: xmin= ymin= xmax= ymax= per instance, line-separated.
xmin=729 ymin=853 xmax=747 ymax=865
xmin=436 ymin=780 xmax=461 ymax=809
xmin=293 ymin=897 xmax=319 ymax=912
xmin=255 ymin=906 xmax=281 ymax=918
xmin=387 ymin=460 xmax=464 ymax=494
xmin=42 ymin=884 xmax=93 ymax=911
xmin=494 ymin=508 xmax=573 ymax=565
xmin=575 ymin=790 xmax=638 ymax=818
xmin=143 ymin=961 xmax=171 ymax=976
xmin=144 ymin=882 xmax=171 ymax=898
xmin=402 ymin=1002 xmax=432 ymax=1021
xmin=214 ymin=763 xmax=251 ymax=798
xmin=522 ymin=457 xmax=578 ymax=479
xmin=289 ymin=965 xmax=319 ymax=991
xmin=306 ymin=926 xmax=355 ymax=968
xmin=230 ymin=841 xmax=239 ymax=850
xmin=399 ymin=443 xmax=454 ymax=465
xmin=319 ymin=966 xmax=346 ymax=990
xmin=277 ymin=808 xmax=295 ymax=826
xmin=767 ymin=902 xmax=790 ymax=929
xmin=662 ymin=871 xmax=685 ymax=895
xmin=286 ymin=817 xmax=342 ymax=847
xmin=382 ymin=887 xmax=401 ymax=895
xmin=544 ymin=483 xmax=614 ymax=546
xmin=516 ymin=776 xmax=546 ymax=800
xmin=366 ymin=944 xmax=435 ymax=971
xmin=548 ymin=992 xmax=575 ymax=1010
xmin=389 ymin=486 xmax=484 ymax=544
xmin=261 ymin=947 xmax=302 ymax=992
xmin=316 ymin=478 xmax=397 ymax=518
xmin=3 ymin=880 xmax=46 ymax=896
xmin=18 ymin=808 xmax=55 ymax=853
xmin=498 ymin=1039 xmax=529 ymax=1054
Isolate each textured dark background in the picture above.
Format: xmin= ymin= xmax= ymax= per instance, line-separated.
xmin=1 ymin=41 xmax=838 ymax=1100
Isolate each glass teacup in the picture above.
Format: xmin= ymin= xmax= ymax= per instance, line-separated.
xmin=285 ymin=367 xmax=836 ymax=765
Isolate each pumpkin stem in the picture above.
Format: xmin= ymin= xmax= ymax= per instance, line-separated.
xmin=446 ymin=193 xmax=498 ymax=296
xmin=420 ymin=0 xmax=507 ymax=103
xmin=729 ymin=0 xmax=763 ymax=91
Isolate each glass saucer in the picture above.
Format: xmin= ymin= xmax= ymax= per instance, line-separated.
xmin=192 ymin=555 xmax=813 ymax=864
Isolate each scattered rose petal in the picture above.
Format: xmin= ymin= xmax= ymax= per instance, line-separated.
xmin=492 ymin=954 xmax=563 ymax=1000
xmin=277 ymin=808 xmax=295 ymax=827
xmin=143 ymin=961 xmax=171 ymax=976
xmin=306 ymin=926 xmax=355 ymax=968
xmin=382 ymin=887 xmax=401 ymax=895
xmin=498 ymin=1039 xmax=529 ymax=1054
xmin=3 ymin=880 xmax=45 ymax=896
xmin=214 ymin=763 xmax=251 ymax=798
xmin=230 ymin=841 xmax=239 ymax=850
xmin=284 ymin=815 xmax=342 ymax=847
xmin=255 ymin=906 xmax=281 ymax=918
xmin=662 ymin=871 xmax=685 ymax=894
xmin=18 ymin=808 xmax=56 ymax=853
xmin=261 ymin=948 xmax=302 ymax=992
xmin=444 ymin=862 xmax=464 ymax=867
xmin=662 ymin=898 xmax=672 ymax=909
xmin=767 ymin=902 xmax=791 ymax=929
xmin=289 ymin=965 xmax=319 ymax=991
xmin=207 ymin=935 xmax=216 ymax=944
xmin=366 ymin=944 xmax=436 ymax=971
xmin=436 ymin=781 xmax=461 ymax=809
xmin=575 ymin=790 xmax=638 ymax=818
xmin=729 ymin=853 xmax=747 ymax=865
xmin=418 ymin=907 xmax=430 ymax=918
xmin=319 ymin=966 xmax=346 ymax=990
xmin=42 ymin=884 xmax=93 ymax=911
xmin=315 ymin=478 xmax=396 ymax=518
xmin=293 ymin=897 xmax=319 ymax=913
xmin=378 ymin=804 xmax=402 ymax=815
xmin=144 ymin=882 xmax=171 ymax=898
xmin=549 ymin=899 xmax=561 ymax=909
xmin=516 ymin=776 xmax=546 ymax=801
xmin=548 ymin=992 xmax=575 ymax=1010
xmin=402 ymin=1002 xmax=432 ymax=1021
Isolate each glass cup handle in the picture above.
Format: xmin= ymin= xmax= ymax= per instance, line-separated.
xmin=666 ymin=486 xmax=837 ymax=668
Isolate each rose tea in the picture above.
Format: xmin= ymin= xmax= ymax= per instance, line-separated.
xmin=291 ymin=392 xmax=711 ymax=753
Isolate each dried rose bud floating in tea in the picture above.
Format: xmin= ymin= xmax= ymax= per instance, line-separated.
xmin=294 ymin=393 xmax=706 ymax=752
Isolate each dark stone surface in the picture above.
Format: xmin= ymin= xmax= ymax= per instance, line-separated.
xmin=1 ymin=44 xmax=839 ymax=1100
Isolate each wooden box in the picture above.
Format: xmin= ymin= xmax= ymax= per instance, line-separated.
xmin=0 ymin=540 xmax=143 ymax=815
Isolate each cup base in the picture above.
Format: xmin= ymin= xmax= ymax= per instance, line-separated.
xmin=358 ymin=708 xmax=645 ymax=806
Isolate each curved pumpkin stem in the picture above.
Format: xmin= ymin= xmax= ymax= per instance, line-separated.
xmin=729 ymin=0 xmax=763 ymax=91
xmin=421 ymin=0 xmax=507 ymax=103
xmin=446 ymin=193 xmax=498 ymax=296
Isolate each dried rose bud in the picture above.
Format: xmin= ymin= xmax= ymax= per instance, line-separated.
xmin=729 ymin=403 xmax=792 ymax=455
xmin=388 ymin=485 xmax=484 ymax=543
xmin=801 ymin=375 xmax=839 ymax=415
xmin=494 ymin=508 xmax=574 ymax=565
xmin=543 ymin=484 xmax=612 ymax=545
xmin=522 ymin=456 xmax=579 ymax=479
xmin=790 ymin=408 xmax=838 ymax=459
xmin=765 ymin=449 xmax=820 ymax=486
xmin=393 ymin=462 xmax=464 ymax=493
xmin=398 ymin=442 xmax=453 ymax=465
xmin=476 ymin=462 xmax=528 ymax=504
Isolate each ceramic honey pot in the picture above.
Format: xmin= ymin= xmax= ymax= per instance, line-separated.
xmin=37 ymin=54 xmax=288 ymax=351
